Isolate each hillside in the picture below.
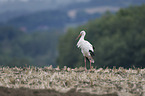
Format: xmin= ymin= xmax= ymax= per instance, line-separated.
xmin=0 ymin=0 xmax=145 ymax=31
xmin=0 ymin=0 xmax=145 ymax=14
xmin=4 ymin=10 xmax=70 ymax=31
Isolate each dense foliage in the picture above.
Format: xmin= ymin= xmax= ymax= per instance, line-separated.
xmin=58 ymin=5 xmax=145 ymax=68
xmin=0 ymin=27 xmax=59 ymax=67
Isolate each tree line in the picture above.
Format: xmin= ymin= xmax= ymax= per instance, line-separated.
xmin=57 ymin=5 xmax=145 ymax=68
xmin=0 ymin=27 xmax=59 ymax=67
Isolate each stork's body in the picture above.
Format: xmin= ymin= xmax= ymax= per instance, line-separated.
xmin=76 ymin=31 xmax=95 ymax=70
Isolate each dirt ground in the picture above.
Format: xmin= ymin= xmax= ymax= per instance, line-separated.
xmin=0 ymin=87 xmax=118 ymax=96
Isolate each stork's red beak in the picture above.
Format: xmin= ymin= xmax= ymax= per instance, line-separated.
xmin=76 ymin=34 xmax=81 ymax=40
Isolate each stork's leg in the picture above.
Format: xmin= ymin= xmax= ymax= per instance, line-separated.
xmin=90 ymin=60 xmax=92 ymax=69
xmin=84 ymin=57 xmax=87 ymax=71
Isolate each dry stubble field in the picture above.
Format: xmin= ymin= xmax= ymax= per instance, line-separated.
xmin=0 ymin=66 xmax=144 ymax=96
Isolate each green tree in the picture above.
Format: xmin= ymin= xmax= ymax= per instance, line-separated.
xmin=58 ymin=5 xmax=145 ymax=68
xmin=0 ymin=26 xmax=60 ymax=67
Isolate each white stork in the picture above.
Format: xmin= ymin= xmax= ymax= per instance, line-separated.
xmin=76 ymin=30 xmax=95 ymax=70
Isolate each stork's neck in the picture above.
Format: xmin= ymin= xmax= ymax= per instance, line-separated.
xmin=79 ymin=34 xmax=85 ymax=41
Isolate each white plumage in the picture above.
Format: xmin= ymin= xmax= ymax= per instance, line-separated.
xmin=76 ymin=30 xmax=95 ymax=70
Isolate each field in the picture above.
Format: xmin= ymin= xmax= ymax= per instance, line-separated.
xmin=0 ymin=66 xmax=144 ymax=96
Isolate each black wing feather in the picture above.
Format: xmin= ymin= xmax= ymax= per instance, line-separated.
xmin=89 ymin=50 xmax=95 ymax=56
xmin=93 ymin=46 xmax=95 ymax=50
xmin=85 ymin=56 xmax=89 ymax=62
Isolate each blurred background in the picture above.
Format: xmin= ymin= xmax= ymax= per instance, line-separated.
xmin=0 ymin=0 xmax=145 ymax=68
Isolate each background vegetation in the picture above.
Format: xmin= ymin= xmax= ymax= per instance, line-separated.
xmin=58 ymin=5 xmax=145 ymax=68
xmin=0 ymin=5 xmax=145 ymax=68
xmin=0 ymin=27 xmax=59 ymax=67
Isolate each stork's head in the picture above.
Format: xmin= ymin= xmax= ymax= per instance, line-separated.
xmin=76 ymin=30 xmax=86 ymax=40
xmin=80 ymin=30 xmax=86 ymax=36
